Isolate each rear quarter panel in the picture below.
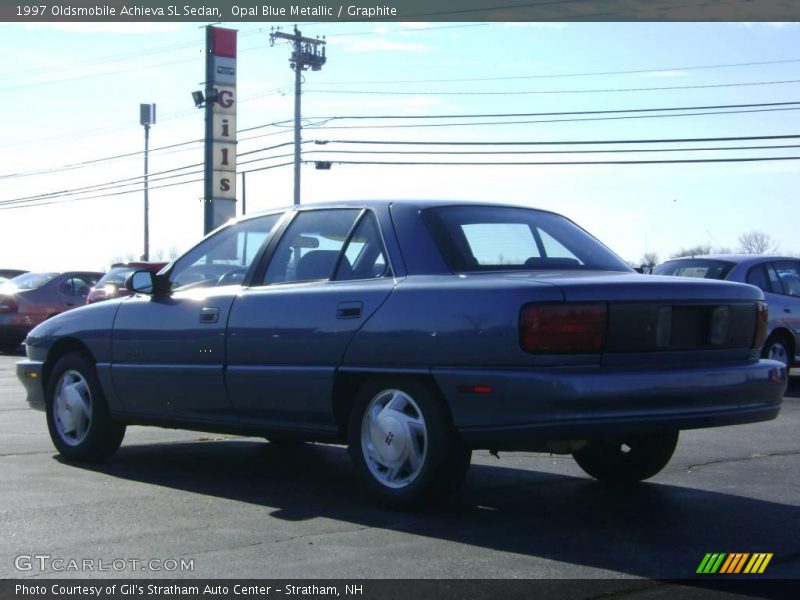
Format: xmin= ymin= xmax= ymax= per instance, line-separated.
xmin=343 ymin=275 xmax=566 ymax=367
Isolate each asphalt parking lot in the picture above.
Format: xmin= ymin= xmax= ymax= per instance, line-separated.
xmin=1 ymin=349 xmax=798 ymax=583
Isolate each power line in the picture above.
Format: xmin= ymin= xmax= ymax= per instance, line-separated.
xmin=8 ymin=101 xmax=797 ymax=179
xmin=0 ymin=143 xmax=304 ymax=206
xmin=308 ymin=78 xmax=800 ymax=96
xmin=307 ymin=156 xmax=800 ymax=167
xmin=0 ymin=162 xmax=295 ymax=211
xmin=306 ymin=107 xmax=800 ymax=130
xmin=324 ymin=58 xmax=800 ymax=86
xmin=305 ymin=144 xmax=800 ymax=156
xmin=319 ymin=133 xmax=800 ymax=146
xmin=306 ymin=101 xmax=800 ymax=121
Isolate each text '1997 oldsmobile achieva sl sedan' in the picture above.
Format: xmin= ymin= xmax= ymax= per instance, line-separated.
xmin=17 ymin=200 xmax=786 ymax=507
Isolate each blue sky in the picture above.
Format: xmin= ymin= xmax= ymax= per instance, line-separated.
xmin=1 ymin=21 xmax=798 ymax=271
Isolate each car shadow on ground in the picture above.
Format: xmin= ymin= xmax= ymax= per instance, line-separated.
xmin=784 ymin=374 xmax=800 ymax=399
xmin=61 ymin=438 xmax=799 ymax=583
xmin=0 ymin=346 xmax=25 ymax=357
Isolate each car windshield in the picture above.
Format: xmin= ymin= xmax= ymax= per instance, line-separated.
xmin=171 ymin=213 xmax=281 ymax=290
xmin=652 ymin=259 xmax=734 ymax=279
xmin=3 ymin=272 xmax=58 ymax=290
xmin=423 ymin=205 xmax=631 ymax=272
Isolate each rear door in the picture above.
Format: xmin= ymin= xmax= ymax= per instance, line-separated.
xmin=225 ymin=208 xmax=395 ymax=434
xmin=768 ymin=260 xmax=800 ymax=356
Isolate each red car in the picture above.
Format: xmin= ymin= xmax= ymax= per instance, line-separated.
xmin=86 ymin=262 xmax=167 ymax=304
xmin=0 ymin=271 xmax=103 ymax=351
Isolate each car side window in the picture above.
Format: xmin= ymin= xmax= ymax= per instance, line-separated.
xmin=745 ymin=264 xmax=771 ymax=293
xmin=263 ymin=209 xmax=361 ymax=284
xmin=335 ymin=213 xmax=391 ymax=281
xmin=772 ymin=261 xmax=800 ymax=298
xmin=58 ymin=279 xmax=75 ymax=296
xmin=170 ymin=213 xmax=280 ymax=290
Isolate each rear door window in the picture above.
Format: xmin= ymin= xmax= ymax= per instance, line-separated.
xmin=745 ymin=264 xmax=772 ymax=293
xmin=263 ymin=209 xmax=361 ymax=284
xmin=772 ymin=261 xmax=800 ymax=297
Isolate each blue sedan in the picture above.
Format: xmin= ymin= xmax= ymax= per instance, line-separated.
xmin=17 ymin=201 xmax=786 ymax=507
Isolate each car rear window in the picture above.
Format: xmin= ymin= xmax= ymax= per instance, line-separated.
xmin=652 ymin=259 xmax=734 ymax=280
xmin=423 ymin=205 xmax=630 ymax=272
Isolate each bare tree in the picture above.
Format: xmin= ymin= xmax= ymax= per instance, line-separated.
xmin=169 ymin=246 xmax=179 ymax=260
xmin=670 ymin=244 xmax=712 ymax=258
xmin=153 ymin=248 xmax=165 ymax=261
xmin=738 ymin=231 xmax=777 ymax=255
xmin=640 ymin=252 xmax=659 ymax=268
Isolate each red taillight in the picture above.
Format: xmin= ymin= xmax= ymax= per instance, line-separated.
xmin=0 ymin=295 xmax=17 ymax=313
xmin=753 ymin=302 xmax=768 ymax=349
xmin=520 ymin=303 xmax=607 ymax=353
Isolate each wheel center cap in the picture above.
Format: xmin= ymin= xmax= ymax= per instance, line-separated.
xmin=372 ymin=415 xmax=406 ymax=463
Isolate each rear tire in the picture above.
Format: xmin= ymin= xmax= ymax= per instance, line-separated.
xmin=45 ymin=353 xmax=125 ymax=462
xmin=572 ymin=431 xmax=679 ymax=483
xmin=348 ymin=379 xmax=471 ymax=509
xmin=761 ymin=333 xmax=792 ymax=369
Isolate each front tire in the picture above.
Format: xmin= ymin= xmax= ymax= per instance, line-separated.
xmin=348 ymin=379 xmax=471 ymax=508
xmin=572 ymin=431 xmax=678 ymax=483
xmin=46 ymin=353 xmax=125 ymax=462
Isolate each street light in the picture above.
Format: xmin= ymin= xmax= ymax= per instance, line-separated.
xmin=140 ymin=103 xmax=156 ymax=261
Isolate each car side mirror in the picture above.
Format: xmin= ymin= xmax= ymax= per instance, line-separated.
xmin=126 ymin=270 xmax=171 ymax=296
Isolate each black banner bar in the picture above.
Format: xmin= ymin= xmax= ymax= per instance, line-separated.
xmin=3 ymin=0 xmax=800 ymax=23
xmin=2 ymin=579 xmax=798 ymax=600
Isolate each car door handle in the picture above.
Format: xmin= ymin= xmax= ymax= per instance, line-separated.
xmin=199 ymin=307 xmax=219 ymax=323
xmin=336 ymin=301 xmax=363 ymax=319
xmin=785 ymin=308 xmax=792 ymax=313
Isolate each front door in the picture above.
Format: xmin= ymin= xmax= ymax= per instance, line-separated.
xmin=110 ymin=213 xmax=281 ymax=424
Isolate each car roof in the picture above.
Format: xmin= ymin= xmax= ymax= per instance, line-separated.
xmin=236 ymin=199 xmax=564 ymax=223
xmin=110 ymin=262 xmax=167 ymax=269
xmin=661 ymin=254 xmax=798 ymax=265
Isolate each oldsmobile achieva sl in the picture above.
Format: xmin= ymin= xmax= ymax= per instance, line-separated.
xmin=17 ymin=201 xmax=786 ymax=507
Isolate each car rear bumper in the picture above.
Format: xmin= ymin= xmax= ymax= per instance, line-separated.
xmin=432 ymin=359 xmax=786 ymax=448
xmin=16 ymin=358 xmax=45 ymax=411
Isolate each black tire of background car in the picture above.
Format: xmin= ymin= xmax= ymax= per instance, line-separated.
xmin=760 ymin=333 xmax=793 ymax=369
xmin=571 ymin=430 xmax=679 ymax=483
xmin=348 ymin=379 xmax=472 ymax=509
xmin=45 ymin=353 xmax=126 ymax=462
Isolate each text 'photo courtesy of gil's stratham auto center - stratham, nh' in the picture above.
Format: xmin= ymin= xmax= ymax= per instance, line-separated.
xmin=0 ymin=1 xmax=799 ymax=599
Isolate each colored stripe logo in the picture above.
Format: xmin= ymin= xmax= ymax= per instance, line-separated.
xmin=697 ymin=553 xmax=773 ymax=574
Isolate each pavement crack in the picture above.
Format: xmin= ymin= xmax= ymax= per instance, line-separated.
xmin=686 ymin=450 xmax=800 ymax=472
xmin=0 ymin=450 xmax=55 ymax=458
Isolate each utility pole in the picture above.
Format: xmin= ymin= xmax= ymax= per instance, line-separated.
xmin=270 ymin=26 xmax=326 ymax=206
xmin=139 ymin=103 xmax=156 ymax=261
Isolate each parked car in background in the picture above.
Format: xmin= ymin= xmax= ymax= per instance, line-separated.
xmin=0 ymin=271 xmax=103 ymax=351
xmin=653 ymin=255 xmax=800 ymax=368
xmin=0 ymin=269 xmax=28 ymax=280
xmin=87 ymin=262 xmax=167 ymax=304
xmin=17 ymin=201 xmax=785 ymax=507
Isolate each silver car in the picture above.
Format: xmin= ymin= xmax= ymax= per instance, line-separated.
xmin=653 ymin=254 xmax=800 ymax=368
